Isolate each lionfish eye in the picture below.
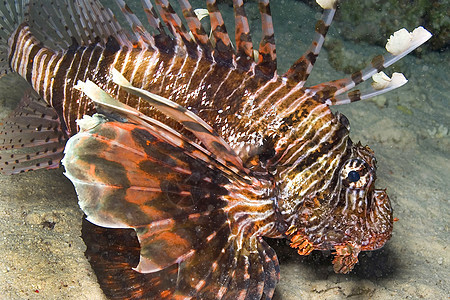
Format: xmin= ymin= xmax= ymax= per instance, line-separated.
xmin=340 ymin=158 xmax=373 ymax=189
xmin=347 ymin=170 xmax=360 ymax=182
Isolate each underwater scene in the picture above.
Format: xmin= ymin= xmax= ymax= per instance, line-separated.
xmin=0 ymin=0 xmax=448 ymax=299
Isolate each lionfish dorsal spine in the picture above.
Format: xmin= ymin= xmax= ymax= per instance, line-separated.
xmin=206 ymin=0 xmax=234 ymax=65
xmin=115 ymin=0 xmax=156 ymax=49
xmin=156 ymin=0 xmax=201 ymax=56
xmin=309 ymin=27 xmax=432 ymax=105
xmin=233 ymin=0 xmax=254 ymax=70
xmin=5 ymin=0 xmax=433 ymax=144
xmin=178 ymin=0 xmax=214 ymax=58
xmin=283 ymin=3 xmax=337 ymax=85
xmin=255 ymin=0 xmax=277 ymax=79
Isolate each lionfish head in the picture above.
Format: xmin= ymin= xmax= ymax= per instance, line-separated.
xmin=337 ymin=144 xmax=393 ymax=247
xmin=286 ymin=142 xmax=393 ymax=273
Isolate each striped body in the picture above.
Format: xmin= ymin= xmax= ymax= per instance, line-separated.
xmin=9 ymin=23 xmax=348 ymax=227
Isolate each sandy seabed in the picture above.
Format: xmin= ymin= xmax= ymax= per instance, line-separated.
xmin=0 ymin=1 xmax=448 ymax=299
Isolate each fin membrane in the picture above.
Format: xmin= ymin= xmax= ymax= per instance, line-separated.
xmin=63 ymin=75 xmax=280 ymax=298
xmin=26 ymin=0 xmax=131 ymax=49
xmin=63 ymin=113 xmax=279 ymax=298
xmin=0 ymin=90 xmax=67 ymax=174
xmin=82 ymin=218 xmax=179 ymax=300
xmin=0 ymin=0 xmax=29 ymax=76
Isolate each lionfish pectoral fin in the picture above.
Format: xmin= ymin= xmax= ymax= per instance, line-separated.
xmin=81 ymin=219 xmax=179 ymax=299
xmin=308 ymin=26 xmax=432 ymax=105
xmin=65 ymin=78 xmax=279 ymax=298
xmin=62 ymin=111 xmax=234 ymax=265
xmin=62 ymin=115 xmax=279 ymax=299
xmin=0 ymin=90 xmax=68 ymax=175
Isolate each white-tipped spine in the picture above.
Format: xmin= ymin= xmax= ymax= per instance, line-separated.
xmin=371 ymin=71 xmax=407 ymax=90
xmin=386 ymin=26 xmax=432 ymax=56
xmin=316 ymin=0 xmax=337 ymax=9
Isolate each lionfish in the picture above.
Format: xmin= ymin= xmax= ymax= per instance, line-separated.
xmin=0 ymin=0 xmax=431 ymax=298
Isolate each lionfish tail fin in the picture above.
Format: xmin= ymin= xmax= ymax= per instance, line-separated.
xmin=0 ymin=90 xmax=67 ymax=174
xmin=63 ymin=76 xmax=280 ymax=299
xmin=0 ymin=0 xmax=29 ymax=77
xmin=310 ymin=26 xmax=432 ymax=105
xmin=283 ymin=0 xmax=337 ymax=85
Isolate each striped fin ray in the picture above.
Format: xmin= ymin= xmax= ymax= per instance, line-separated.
xmin=115 ymin=0 xmax=155 ymax=48
xmin=141 ymin=0 xmax=178 ymax=53
xmin=27 ymin=1 xmax=73 ymax=50
xmin=233 ymin=0 xmax=254 ymax=70
xmin=178 ymin=0 xmax=214 ymax=58
xmin=74 ymin=0 xmax=131 ymax=46
xmin=0 ymin=90 xmax=67 ymax=174
xmin=255 ymin=0 xmax=277 ymax=78
xmin=110 ymin=0 xmax=178 ymax=52
xmin=155 ymin=0 xmax=198 ymax=56
xmin=283 ymin=2 xmax=337 ymax=85
xmin=330 ymin=72 xmax=408 ymax=105
xmin=0 ymin=0 xmax=28 ymax=76
xmin=308 ymin=26 xmax=432 ymax=105
xmin=62 ymin=115 xmax=280 ymax=299
xmin=207 ymin=0 xmax=234 ymax=65
xmin=27 ymin=0 xmax=132 ymax=49
xmin=141 ymin=0 xmax=165 ymax=34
